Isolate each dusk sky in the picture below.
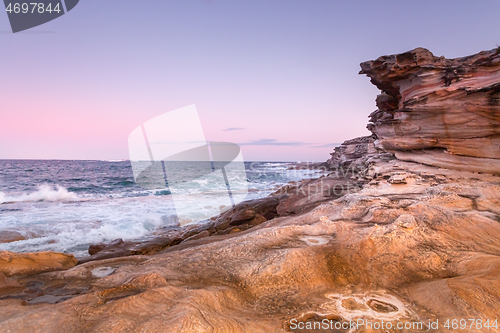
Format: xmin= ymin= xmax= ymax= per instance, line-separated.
xmin=1 ymin=0 xmax=500 ymax=161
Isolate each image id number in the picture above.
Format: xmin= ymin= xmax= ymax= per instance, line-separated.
xmin=6 ymin=2 xmax=61 ymax=14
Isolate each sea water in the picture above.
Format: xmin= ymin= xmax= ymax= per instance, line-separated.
xmin=0 ymin=160 xmax=323 ymax=257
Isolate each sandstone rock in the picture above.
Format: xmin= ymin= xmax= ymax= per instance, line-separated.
xmin=0 ymin=231 xmax=26 ymax=244
xmin=1 ymin=48 xmax=499 ymax=332
xmin=88 ymin=238 xmax=124 ymax=255
xmin=1 ymin=170 xmax=499 ymax=332
xmin=213 ymin=196 xmax=282 ymax=230
xmin=0 ymin=251 xmax=77 ymax=277
xmin=360 ymin=47 xmax=500 ymax=175
xmin=276 ymin=176 xmax=364 ymax=216
xmin=326 ymin=135 xmax=379 ymax=170
xmin=181 ymin=230 xmax=210 ymax=243
xmin=0 ymin=272 xmax=22 ymax=295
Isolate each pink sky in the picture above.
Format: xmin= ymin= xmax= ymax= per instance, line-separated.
xmin=1 ymin=1 xmax=499 ymax=161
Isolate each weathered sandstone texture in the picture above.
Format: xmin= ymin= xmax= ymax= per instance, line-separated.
xmin=80 ymin=186 xmax=350 ymax=264
xmin=359 ymin=47 xmax=500 ymax=174
xmin=0 ymin=48 xmax=499 ymax=333
xmin=1 ymin=165 xmax=499 ymax=332
xmin=0 ymin=251 xmax=77 ymax=277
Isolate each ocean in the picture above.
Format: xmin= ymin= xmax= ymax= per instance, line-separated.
xmin=0 ymin=160 xmax=323 ymax=258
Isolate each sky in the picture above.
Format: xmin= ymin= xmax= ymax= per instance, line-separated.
xmin=1 ymin=0 xmax=500 ymax=162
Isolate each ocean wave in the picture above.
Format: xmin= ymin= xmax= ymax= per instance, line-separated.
xmin=0 ymin=185 xmax=78 ymax=204
xmin=0 ymin=212 xmax=177 ymax=258
xmin=264 ymin=162 xmax=291 ymax=166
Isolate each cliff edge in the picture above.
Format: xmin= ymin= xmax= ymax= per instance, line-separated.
xmin=1 ymin=48 xmax=499 ymax=333
xmin=360 ymin=47 xmax=500 ymax=174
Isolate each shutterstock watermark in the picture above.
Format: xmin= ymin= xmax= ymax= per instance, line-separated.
xmin=128 ymin=105 xmax=248 ymax=225
xmin=128 ymin=106 xmax=374 ymax=224
xmin=289 ymin=318 xmax=427 ymax=330
xmin=3 ymin=0 xmax=79 ymax=33
xmin=289 ymin=318 xmax=499 ymax=331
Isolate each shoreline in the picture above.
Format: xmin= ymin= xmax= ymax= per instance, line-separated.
xmin=1 ymin=47 xmax=499 ymax=332
xmin=0 ymin=161 xmax=327 ymax=257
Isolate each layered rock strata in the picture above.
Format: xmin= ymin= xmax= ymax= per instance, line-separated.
xmin=1 ymin=48 xmax=500 ymax=333
xmin=359 ymin=47 xmax=500 ymax=174
xmin=0 ymin=251 xmax=77 ymax=277
xmin=1 ymin=163 xmax=499 ymax=332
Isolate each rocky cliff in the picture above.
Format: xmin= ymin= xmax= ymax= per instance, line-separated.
xmin=358 ymin=47 xmax=500 ymax=174
xmin=1 ymin=48 xmax=500 ymax=333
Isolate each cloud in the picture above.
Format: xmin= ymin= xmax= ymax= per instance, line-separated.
xmin=239 ymin=139 xmax=310 ymax=146
xmin=310 ymin=143 xmax=342 ymax=148
xmin=222 ymin=127 xmax=245 ymax=131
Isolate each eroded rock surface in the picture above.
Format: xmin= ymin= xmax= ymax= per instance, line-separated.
xmin=81 ymin=176 xmax=362 ymax=264
xmin=0 ymin=251 xmax=77 ymax=277
xmin=1 ymin=48 xmax=500 ymax=333
xmin=359 ymin=47 xmax=500 ymax=174
xmin=1 ymin=165 xmax=499 ymax=332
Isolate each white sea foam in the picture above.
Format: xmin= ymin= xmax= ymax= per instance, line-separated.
xmin=0 ymin=198 xmax=179 ymax=257
xmin=0 ymin=185 xmax=78 ymax=204
xmin=0 ymin=161 xmax=327 ymax=257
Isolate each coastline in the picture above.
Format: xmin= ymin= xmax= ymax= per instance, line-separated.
xmin=0 ymin=161 xmax=324 ymax=257
xmin=1 ymin=47 xmax=500 ymax=332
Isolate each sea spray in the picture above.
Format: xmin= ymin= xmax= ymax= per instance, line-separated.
xmin=0 ymin=160 xmax=325 ymax=257
xmin=0 ymin=184 xmax=78 ymax=204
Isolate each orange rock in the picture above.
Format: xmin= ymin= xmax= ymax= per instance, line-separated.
xmin=0 ymin=251 xmax=77 ymax=277
xmin=359 ymin=47 xmax=500 ymax=175
xmin=0 ymin=48 xmax=499 ymax=332
xmin=0 ymin=231 xmax=26 ymax=244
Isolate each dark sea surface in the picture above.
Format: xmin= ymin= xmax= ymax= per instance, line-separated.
xmin=0 ymin=160 xmax=324 ymax=257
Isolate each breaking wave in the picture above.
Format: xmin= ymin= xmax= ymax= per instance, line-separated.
xmin=0 ymin=185 xmax=78 ymax=204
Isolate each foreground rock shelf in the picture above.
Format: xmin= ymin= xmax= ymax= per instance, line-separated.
xmin=1 ymin=48 xmax=499 ymax=332
xmin=1 ymin=164 xmax=499 ymax=332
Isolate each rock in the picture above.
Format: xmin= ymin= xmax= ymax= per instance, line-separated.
xmin=181 ymin=230 xmax=210 ymax=243
xmin=0 ymin=272 xmax=22 ymax=295
xmin=276 ymin=176 xmax=364 ymax=216
xmin=247 ymin=214 xmax=267 ymax=226
xmin=230 ymin=209 xmax=256 ymax=223
xmin=388 ymin=172 xmax=409 ymax=184
xmin=214 ymin=196 xmax=282 ymax=230
xmin=326 ymin=134 xmax=381 ymax=170
xmin=132 ymin=236 xmax=183 ymax=255
xmin=88 ymin=238 xmax=124 ymax=255
xmin=395 ymin=214 xmax=417 ymax=228
xmin=82 ymin=238 xmax=169 ymax=263
xmin=1 ymin=171 xmax=499 ymax=332
xmin=0 ymin=231 xmax=26 ymax=244
xmin=180 ymin=223 xmax=214 ymax=239
xmin=0 ymin=251 xmax=77 ymax=277
xmin=1 ymin=47 xmax=499 ymax=332
xmin=359 ymin=47 xmax=500 ymax=175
